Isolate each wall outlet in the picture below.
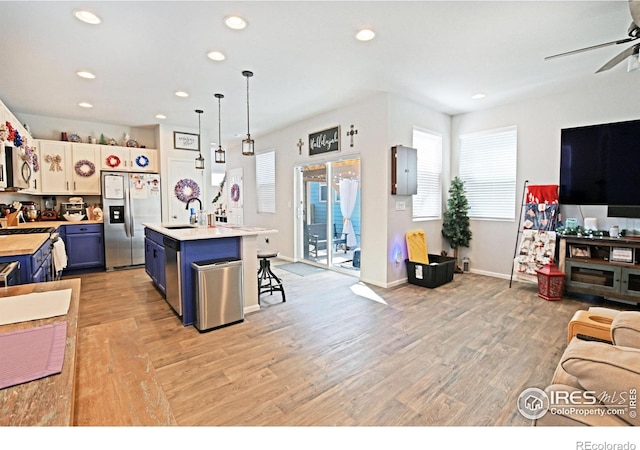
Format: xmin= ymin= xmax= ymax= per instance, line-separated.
xmin=396 ymin=201 xmax=406 ymax=211
xmin=265 ymin=237 xmax=269 ymax=244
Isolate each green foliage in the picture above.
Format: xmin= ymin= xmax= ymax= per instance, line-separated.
xmin=442 ymin=176 xmax=472 ymax=250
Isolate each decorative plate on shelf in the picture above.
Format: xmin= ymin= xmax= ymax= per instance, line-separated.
xmin=68 ymin=134 xmax=82 ymax=143
xmin=126 ymin=139 xmax=139 ymax=148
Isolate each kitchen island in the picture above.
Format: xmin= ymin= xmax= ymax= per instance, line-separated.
xmin=143 ymin=223 xmax=277 ymax=326
xmin=0 ymin=278 xmax=80 ymax=426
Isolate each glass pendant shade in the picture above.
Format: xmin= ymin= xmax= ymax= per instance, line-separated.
xmin=195 ymin=153 xmax=205 ymax=169
xmin=242 ymin=70 xmax=255 ymax=156
xmin=195 ymin=109 xmax=204 ymax=170
xmin=242 ymin=136 xmax=254 ymax=156
xmin=214 ymin=93 xmax=226 ymax=164
xmin=215 ymin=146 xmax=226 ymax=164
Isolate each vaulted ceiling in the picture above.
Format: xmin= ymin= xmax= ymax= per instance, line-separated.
xmin=1 ymin=1 xmax=636 ymax=145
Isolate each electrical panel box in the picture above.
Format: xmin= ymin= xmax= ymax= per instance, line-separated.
xmin=391 ymin=145 xmax=418 ymax=195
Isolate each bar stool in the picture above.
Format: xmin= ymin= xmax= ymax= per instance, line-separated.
xmin=257 ymin=249 xmax=286 ymax=304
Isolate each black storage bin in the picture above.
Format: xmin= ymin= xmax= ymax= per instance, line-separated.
xmin=405 ymin=254 xmax=456 ymax=288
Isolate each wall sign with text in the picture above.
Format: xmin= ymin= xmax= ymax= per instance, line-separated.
xmin=173 ymin=131 xmax=199 ymax=151
xmin=309 ymin=126 xmax=341 ymax=156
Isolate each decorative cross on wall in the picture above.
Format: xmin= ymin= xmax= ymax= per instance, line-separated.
xmin=297 ymin=138 xmax=304 ymax=155
xmin=346 ymin=124 xmax=358 ymax=147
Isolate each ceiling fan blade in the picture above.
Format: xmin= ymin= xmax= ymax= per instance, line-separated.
xmin=545 ymin=37 xmax=636 ymax=60
xmin=596 ymin=45 xmax=637 ymax=72
xmin=630 ymin=0 xmax=640 ymax=28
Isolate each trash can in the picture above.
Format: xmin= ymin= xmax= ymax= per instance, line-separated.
xmin=192 ymin=258 xmax=244 ymax=332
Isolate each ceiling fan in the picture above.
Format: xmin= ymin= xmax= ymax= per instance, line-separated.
xmin=545 ymin=0 xmax=640 ymax=73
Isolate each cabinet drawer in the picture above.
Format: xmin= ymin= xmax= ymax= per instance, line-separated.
xmin=30 ymin=247 xmax=44 ymax=269
xmin=64 ymin=224 xmax=102 ymax=235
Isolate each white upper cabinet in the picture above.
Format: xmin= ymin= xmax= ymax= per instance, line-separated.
xmin=101 ymin=145 xmax=158 ymax=172
xmin=37 ymin=140 xmax=72 ymax=194
xmin=70 ymin=143 xmax=100 ymax=194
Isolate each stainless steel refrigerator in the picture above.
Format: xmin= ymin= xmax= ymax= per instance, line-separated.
xmin=102 ymin=171 xmax=161 ymax=270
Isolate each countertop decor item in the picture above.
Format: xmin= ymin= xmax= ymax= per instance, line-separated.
xmin=174 ymin=178 xmax=200 ymax=203
xmin=63 ymin=213 xmax=85 ymax=222
xmin=68 ymin=134 xmax=81 ymax=143
xmin=126 ymin=139 xmax=139 ymax=148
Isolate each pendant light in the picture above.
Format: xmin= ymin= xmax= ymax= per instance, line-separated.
xmin=241 ymin=70 xmax=255 ymax=156
xmin=194 ymin=109 xmax=205 ymax=170
xmin=214 ymin=93 xmax=225 ymax=164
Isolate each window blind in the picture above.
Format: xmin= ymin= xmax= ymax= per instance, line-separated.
xmin=256 ymin=150 xmax=276 ymax=214
xmin=412 ymin=128 xmax=442 ymax=220
xmin=459 ymin=126 xmax=517 ymax=220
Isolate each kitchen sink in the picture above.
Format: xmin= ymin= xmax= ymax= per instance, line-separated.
xmin=163 ymin=225 xmax=196 ymax=230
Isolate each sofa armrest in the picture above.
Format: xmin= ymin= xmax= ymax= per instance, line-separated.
xmin=611 ymin=311 xmax=640 ymax=349
xmin=560 ymin=338 xmax=640 ymax=426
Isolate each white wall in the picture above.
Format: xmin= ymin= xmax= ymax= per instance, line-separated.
xmin=386 ymin=95 xmax=451 ymax=285
xmin=224 ymin=92 xmax=451 ymax=287
xmin=16 ymin=112 xmax=157 ymax=149
xmin=451 ymin=71 xmax=640 ymax=279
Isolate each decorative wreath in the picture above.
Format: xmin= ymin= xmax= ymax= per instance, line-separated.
xmin=230 ymin=183 xmax=241 ymax=202
xmin=174 ymin=178 xmax=201 ymax=203
xmin=105 ymin=154 xmax=121 ymax=168
xmin=25 ymin=147 xmax=39 ymax=172
xmin=135 ymin=154 xmax=150 ymax=168
xmin=75 ymin=159 xmax=96 ymax=177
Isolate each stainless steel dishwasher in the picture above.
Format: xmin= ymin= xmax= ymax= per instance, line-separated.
xmin=191 ymin=258 xmax=244 ymax=332
xmin=163 ymin=237 xmax=182 ymax=316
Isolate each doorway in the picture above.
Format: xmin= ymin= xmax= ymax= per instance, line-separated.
xmin=295 ymin=158 xmax=361 ymax=276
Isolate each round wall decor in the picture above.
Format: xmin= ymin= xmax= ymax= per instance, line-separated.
xmin=135 ymin=154 xmax=150 ymax=168
xmin=106 ymin=154 xmax=121 ymax=168
xmin=75 ymin=159 xmax=96 ymax=177
xmin=174 ymin=178 xmax=201 ymax=203
xmin=230 ymin=183 xmax=240 ymax=202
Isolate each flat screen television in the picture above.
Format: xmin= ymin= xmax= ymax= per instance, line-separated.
xmin=559 ymin=119 xmax=640 ymax=208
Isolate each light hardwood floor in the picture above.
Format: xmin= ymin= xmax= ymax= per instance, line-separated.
xmin=70 ymin=262 xmax=628 ymax=426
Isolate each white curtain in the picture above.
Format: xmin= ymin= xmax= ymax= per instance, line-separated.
xmin=339 ymin=179 xmax=359 ymax=248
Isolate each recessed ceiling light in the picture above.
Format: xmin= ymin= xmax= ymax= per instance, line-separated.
xmin=225 ymin=15 xmax=247 ymax=30
xmin=207 ymin=51 xmax=226 ymax=61
xmin=356 ymin=29 xmax=375 ymax=41
xmin=471 ymin=93 xmax=486 ymax=100
xmin=73 ymin=10 xmax=101 ymax=25
xmin=155 ymin=114 xmax=166 ymax=120
xmin=76 ymin=70 xmax=96 ymax=79
xmin=78 ymin=102 xmax=93 ymax=108
xmin=175 ymin=91 xmax=189 ymax=98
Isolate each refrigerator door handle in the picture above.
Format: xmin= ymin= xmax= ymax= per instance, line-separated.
xmin=123 ymin=177 xmax=132 ymax=238
xmin=127 ymin=174 xmax=137 ymax=238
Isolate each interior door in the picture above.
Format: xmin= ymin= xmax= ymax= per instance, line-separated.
xmin=167 ymin=158 xmax=205 ymax=223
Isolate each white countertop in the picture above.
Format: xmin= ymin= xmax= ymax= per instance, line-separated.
xmin=143 ymin=223 xmax=278 ymax=241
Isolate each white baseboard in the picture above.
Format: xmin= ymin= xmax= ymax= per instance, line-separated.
xmin=244 ymin=305 xmax=261 ymax=314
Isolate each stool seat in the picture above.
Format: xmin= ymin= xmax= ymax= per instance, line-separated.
xmin=257 ymin=249 xmax=285 ymax=304
xmin=257 ymin=250 xmax=279 ymax=259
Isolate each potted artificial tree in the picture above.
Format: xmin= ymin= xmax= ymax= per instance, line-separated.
xmin=442 ymin=176 xmax=472 ymax=273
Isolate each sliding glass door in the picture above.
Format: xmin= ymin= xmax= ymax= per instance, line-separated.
xmin=296 ymin=158 xmax=361 ymax=275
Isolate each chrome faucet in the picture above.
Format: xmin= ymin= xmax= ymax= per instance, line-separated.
xmin=185 ymin=197 xmax=202 ymax=211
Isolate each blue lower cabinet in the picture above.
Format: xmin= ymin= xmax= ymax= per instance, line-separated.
xmin=179 ymin=237 xmax=240 ymax=326
xmin=0 ymin=238 xmax=53 ymax=284
xmin=64 ymin=224 xmax=104 ymax=270
xmin=145 ymin=237 xmax=165 ymax=294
